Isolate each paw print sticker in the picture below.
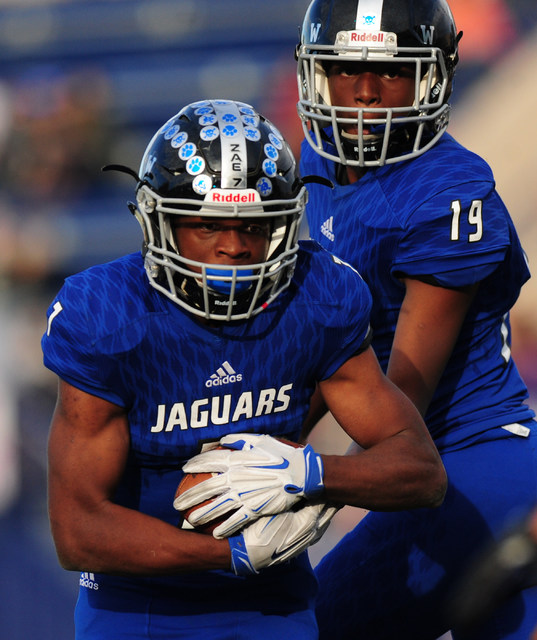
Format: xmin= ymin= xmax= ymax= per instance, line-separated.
xmin=262 ymin=159 xmax=277 ymax=178
xmin=222 ymin=125 xmax=239 ymax=138
xmin=179 ymin=143 xmax=197 ymax=161
xmin=264 ymin=144 xmax=279 ymax=161
xmin=222 ymin=112 xmax=238 ymax=123
xmin=186 ymin=156 xmax=206 ymax=176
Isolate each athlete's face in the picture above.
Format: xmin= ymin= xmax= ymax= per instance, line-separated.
xmin=173 ymin=217 xmax=271 ymax=267
xmin=326 ymin=60 xmax=416 ymax=134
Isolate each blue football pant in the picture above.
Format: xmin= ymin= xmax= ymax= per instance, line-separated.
xmin=315 ymin=428 xmax=537 ymax=640
xmin=75 ymin=590 xmax=318 ymax=640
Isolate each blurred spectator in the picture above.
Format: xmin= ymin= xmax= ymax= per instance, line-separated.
xmin=450 ymin=0 xmax=518 ymax=64
xmin=1 ymin=65 xmax=111 ymax=206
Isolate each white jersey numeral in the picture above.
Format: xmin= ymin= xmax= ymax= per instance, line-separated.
xmin=450 ymin=200 xmax=483 ymax=242
xmin=46 ymin=301 xmax=63 ymax=336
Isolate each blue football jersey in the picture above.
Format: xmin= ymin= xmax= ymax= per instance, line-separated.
xmin=301 ymin=131 xmax=534 ymax=449
xmin=42 ymin=241 xmax=372 ymax=618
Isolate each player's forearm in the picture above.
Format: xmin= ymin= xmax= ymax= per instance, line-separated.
xmin=50 ymin=503 xmax=231 ymax=575
xmin=321 ymin=433 xmax=446 ymax=510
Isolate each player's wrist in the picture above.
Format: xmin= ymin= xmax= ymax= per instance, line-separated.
xmin=228 ymin=534 xmax=258 ymax=577
xmin=301 ymin=443 xmax=325 ymax=499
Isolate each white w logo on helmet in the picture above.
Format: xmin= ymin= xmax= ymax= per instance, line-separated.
xmin=310 ymin=23 xmax=321 ymax=42
xmin=420 ymin=24 xmax=436 ymax=45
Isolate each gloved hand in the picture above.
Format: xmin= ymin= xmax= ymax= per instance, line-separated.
xmin=173 ymin=433 xmax=325 ymax=538
xmin=228 ymin=501 xmax=338 ymax=576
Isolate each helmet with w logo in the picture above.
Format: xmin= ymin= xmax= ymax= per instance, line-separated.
xmin=297 ymin=0 xmax=461 ymax=167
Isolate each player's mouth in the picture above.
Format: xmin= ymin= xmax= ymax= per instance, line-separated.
xmin=341 ymin=127 xmax=380 ymax=142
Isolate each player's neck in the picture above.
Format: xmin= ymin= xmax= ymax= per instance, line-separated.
xmin=336 ymin=163 xmax=366 ymax=185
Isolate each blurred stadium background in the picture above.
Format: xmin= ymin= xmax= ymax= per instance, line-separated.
xmin=0 ymin=1 xmax=535 ymax=637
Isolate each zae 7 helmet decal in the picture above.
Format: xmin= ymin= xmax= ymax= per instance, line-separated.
xmin=109 ymin=100 xmax=306 ymax=321
xmin=297 ymin=0 xmax=462 ymax=167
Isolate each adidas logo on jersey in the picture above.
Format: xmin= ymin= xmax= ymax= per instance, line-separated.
xmin=205 ymin=361 xmax=242 ymax=388
xmin=321 ymin=217 xmax=334 ymax=242
xmin=80 ymin=572 xmax=99 ymax=590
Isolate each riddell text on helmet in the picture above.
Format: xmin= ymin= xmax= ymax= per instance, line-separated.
xmin=206 ymin=188 xmax=260 ymax=203
xmin=349 ymin=30 xmax=385 ymax=43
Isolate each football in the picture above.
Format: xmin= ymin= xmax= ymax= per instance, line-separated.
xmin=175 ymin=470 xmax=225 ymax=534
xmin=175 ymin=437 xmax=303 ymax=534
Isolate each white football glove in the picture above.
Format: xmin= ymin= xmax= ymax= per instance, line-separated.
xmin=228 ymin=501 xmax=338 ymax=576
xmin=173 ymin=433 xmax=325 ymax=538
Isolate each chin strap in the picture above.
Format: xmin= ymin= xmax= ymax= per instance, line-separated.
xmin=301 ymin=175 xmax=334 ymax=189
xmin=101 ymin=163 xmax=139 ymax=181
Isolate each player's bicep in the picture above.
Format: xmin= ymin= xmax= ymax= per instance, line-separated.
xmin=388 ymin=277 xmax=478 ymax=415
xmin=48 ymin=380 xmax=129 ymax=524
xmin=318 ymin=347 xmax=428 ymax=450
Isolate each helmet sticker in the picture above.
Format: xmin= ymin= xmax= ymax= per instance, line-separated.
xmin=192 ymin=174 xmax=213 ymax=195
xmin=420 ymin=24 xmax=435 ymax=45
xmin=171 ymin=131 xmax=188 ymax=148
xmin=194 ymin=105 xmax=214 ymax=116
xmin=256 ymin=177 xmax=273 ymax=197
xmin=179 ymin=142 xmax=197 ymax=161
xmin=221 ymin=112 xmax=239 ymax=124
xmin=199 ymin=113 xmax=217 ymax=126
xmin=160 ymin=118 xmax=177 ymax=135
xmin=242 ymin=114 xmax=260 ymax=128
xmin=244 ymin=127 xmax=261 ymax=142
xmin=356 ymin=0 xmax=384 ymax=31
xmin=264 ymin=143 xmax=279 ymax=161
xmin=164 ymin=125 xmax=180 ymax=140
xmin=221 ymin=125 xmax=239 ymax=138
xmin=262 ymin=159 xmax=277 ymax=178
xmin=200 ymin=125 xmax=220 ymax=141
xmin=186 ymin=156 xmax=206 ymax=175
xmin=268 ymin=132 xmax=283 ymax=150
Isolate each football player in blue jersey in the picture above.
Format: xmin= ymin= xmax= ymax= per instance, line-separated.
xmin=42 ymin=99 xmax=445 ymax=640
xmin=292 ymin=0 xmax=537 ymax=638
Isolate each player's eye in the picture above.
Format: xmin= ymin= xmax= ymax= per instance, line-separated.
xmin=382 ymin=64 xmax=415 ymax=79
xmin=242 ymin=223 xmax=270 ymax=238
xmin=199 ymin=222 xmax=222 ymax=232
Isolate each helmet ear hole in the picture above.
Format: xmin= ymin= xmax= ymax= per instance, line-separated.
xmin=132 ymin=100 xmax=306 ymax=321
